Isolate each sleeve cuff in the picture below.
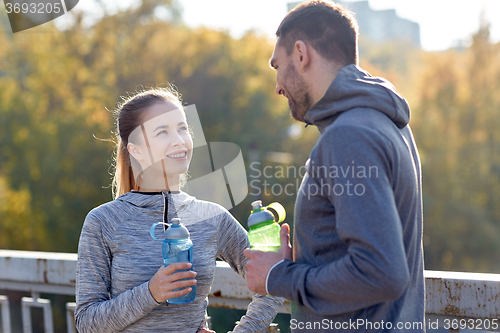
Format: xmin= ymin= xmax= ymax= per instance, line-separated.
xmin=144 ymin=281 xmax=162 ymax=306
xmin=265 ymin=259 xmax=284 ymax=295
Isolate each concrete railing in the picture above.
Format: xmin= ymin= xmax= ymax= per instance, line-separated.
xmin=0 ymin=250 xmax=499 ymax=332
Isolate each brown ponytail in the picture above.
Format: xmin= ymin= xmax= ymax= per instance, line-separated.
xmin=111 ymin=138 xmax=138 ymax=199
xmin=111 ymin=86 xmax=183 ymax=199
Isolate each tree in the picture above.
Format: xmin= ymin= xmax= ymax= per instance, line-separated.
xmin=412 ymin=22 xmax=500 ymax=273
xmin=0 ymin=1 xmax=302 ymax=252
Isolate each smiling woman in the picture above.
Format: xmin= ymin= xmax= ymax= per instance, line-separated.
xmin=125 ymin=97 xmax=193 ymax=193
xmin=112 ymin=87 xmax=189 ymax=197
xmin=74 ymin=86 xmax=284 ymax=333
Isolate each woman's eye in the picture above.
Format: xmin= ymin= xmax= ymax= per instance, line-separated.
xmin=156 ymin=130 xmax=167 ymax=136
xmin=179 ymin=126 xmax=188 ymax=132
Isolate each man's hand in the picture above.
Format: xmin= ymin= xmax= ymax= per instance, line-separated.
xmin=243 ymin=223 xmax=292 ymax=295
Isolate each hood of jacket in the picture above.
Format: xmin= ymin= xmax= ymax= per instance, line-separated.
xmin=303 ymin=64 xmax=410 ymax=133
xmin=115 ymin=190 xmax=226 ymax=226
xmin=117 ymin=190 xmax=193 ymax=209
xmin=116 ymin=190 xmax=195 ymax=223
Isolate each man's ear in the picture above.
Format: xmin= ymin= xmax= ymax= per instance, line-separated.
xmin=293 ymin=40 xmax=311 ymax=73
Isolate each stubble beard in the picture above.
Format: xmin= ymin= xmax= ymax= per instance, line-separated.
xmin=284 ymin=62 xmax=313 ymax=123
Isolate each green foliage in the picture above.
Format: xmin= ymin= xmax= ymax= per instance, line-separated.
xmin=1 ymin=0 xmax=499 ymax=278
xmin=411 ymin=24 xmax=500 ymax=273
xmin=1 ymin=3 xmax=500 ymax=333
xmin=0 ymin=2 xmax=297 ymax=252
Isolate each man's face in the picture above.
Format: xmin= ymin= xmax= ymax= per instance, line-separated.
xmin=270 ymin=41 xmax=313 ymax=122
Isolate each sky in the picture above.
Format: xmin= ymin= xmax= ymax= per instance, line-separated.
xmin=3 ymin=0 xmax=499 ymax=51
xmin=175 ymin=0 xmax=500 ymax=51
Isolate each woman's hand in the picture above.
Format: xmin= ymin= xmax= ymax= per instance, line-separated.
xmin=148 ymin=262 xmax=197 ymax=303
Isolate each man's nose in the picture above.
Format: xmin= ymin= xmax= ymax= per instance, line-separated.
xmin=275 ymin=84 xmax=283 ymax=96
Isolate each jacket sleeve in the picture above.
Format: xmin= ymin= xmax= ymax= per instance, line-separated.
xmin=75 ymin=209 xmax=159 ymax=333
xmin=267 ymin=124 xmax=410 ymax=316
xmin=216 ymin=211 xmax=285 ymax=333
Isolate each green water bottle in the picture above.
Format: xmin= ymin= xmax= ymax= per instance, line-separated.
xmin=247 ymin=200 xmax=286 ymax=252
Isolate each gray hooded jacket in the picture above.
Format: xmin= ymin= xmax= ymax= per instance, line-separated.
xmin=267 ymin=65 xmax=425 ymax=332
xmin=76 ymin=190 xmax=283 ymax=333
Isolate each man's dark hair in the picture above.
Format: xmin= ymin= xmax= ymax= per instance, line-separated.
xmin=276 ymin=0 xmax=359 ymax=66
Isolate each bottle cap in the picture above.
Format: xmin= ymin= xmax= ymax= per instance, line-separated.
xmin=267 ymin=202 xmax=286 ymax=223
xmin=251 ymin=200 xmax=263 ymax=211
xmin=164 ymin=218 xmax=190 ymax=239
xmin=248 ymin=201 xmax=285 ymax=228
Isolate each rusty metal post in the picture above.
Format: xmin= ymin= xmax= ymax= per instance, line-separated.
xmin=66 ymin=302 xmax=76 ymax=333
xmin=267 ymin=323 xmax=280 ymax=332
xmin=0 ymin=295 xmax=12 ymax=333
xmin=234 ymin=321 xmax=280 ymax=332
xmin=21 ymin=292 xmax=54 ymax=333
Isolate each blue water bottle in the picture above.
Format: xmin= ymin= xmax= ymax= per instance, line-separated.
xmin=150 ymin=217 xmax=196 ymax=303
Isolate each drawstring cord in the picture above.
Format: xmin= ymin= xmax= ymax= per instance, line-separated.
xmin=162 ymin=192 xmax=169 ymax=231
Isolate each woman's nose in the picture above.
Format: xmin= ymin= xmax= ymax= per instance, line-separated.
xmin=171 ymin=132 xmax=186 ymax=146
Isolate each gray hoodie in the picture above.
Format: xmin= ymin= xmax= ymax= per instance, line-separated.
xmin=75 ymin=190 xmax=283 ymax=333
xmin=267 ymin=65 xmax=425 ymax=332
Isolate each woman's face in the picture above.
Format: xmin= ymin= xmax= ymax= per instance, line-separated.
xmin=128 ymin=101 xmax=193 ymax=178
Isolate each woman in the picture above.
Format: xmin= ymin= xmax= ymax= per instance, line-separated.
xmin=75 ymin=87 xmax=283 ymax=333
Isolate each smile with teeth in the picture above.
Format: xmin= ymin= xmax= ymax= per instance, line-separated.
xmin=166 ymin=152 xmax=187 ymax=159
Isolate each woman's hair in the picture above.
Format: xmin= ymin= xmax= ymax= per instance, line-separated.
xmin=111 ymin=86 xmax=184 ymax=199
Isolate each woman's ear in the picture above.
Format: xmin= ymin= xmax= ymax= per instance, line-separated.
xmin=127 ymin=142 xmax=144 ymax=162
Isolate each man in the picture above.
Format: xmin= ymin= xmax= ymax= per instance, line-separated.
xmin=243 ymin=1 xmax=425 ymax=332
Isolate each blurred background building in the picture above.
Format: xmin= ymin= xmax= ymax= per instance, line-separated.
xmin=288 ymin=1 xmax=421 ymax=47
